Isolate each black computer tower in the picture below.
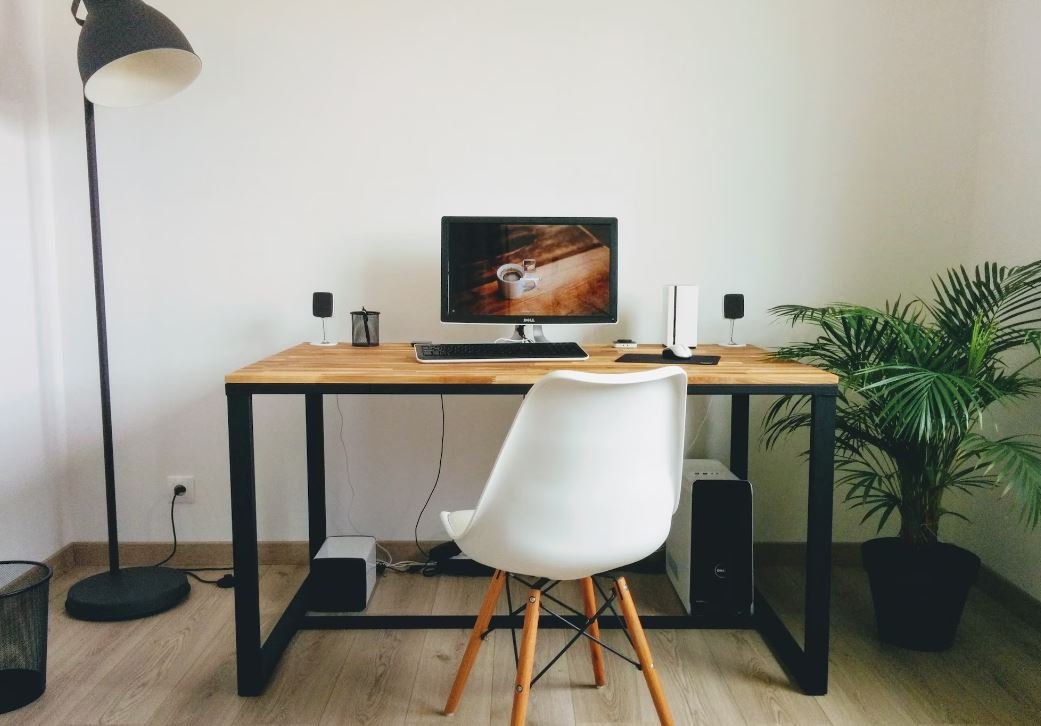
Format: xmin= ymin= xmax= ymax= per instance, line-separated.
xmin=690 ymin=479 xmax=754 ymax=616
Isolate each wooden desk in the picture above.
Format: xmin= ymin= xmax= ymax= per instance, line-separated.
xmin=225 ymin=343 xmax=838 ymax=697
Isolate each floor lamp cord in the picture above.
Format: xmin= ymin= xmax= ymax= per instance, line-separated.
xmin=153 ymin=488 xmax=235 ymax=588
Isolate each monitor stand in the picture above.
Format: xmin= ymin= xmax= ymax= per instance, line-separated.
xmin=508 ymin=324 xmax=550 ymax=343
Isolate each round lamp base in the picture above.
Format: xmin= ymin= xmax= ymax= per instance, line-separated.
xmin=65 ymin=566 xmax=190 ymax=621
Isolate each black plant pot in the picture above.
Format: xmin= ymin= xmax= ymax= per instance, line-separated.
xmin=861 ymin=537 xmax=980 ymax=651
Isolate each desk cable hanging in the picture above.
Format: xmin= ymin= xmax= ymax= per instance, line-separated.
xmin=335 ymin=395 xmax=427 ymax=573
xmin=413 ymin=394 xmax=446 ymax=564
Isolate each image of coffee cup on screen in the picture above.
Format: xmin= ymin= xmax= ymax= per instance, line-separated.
xmin=446 ymin=221 xmax=613 ymax=317
xmin=497 ymin=263 xmax=539 ymax=299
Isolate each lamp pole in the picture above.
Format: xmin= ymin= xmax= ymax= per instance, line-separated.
xmin=64 ymin=0 xmax=201 ymax=621
xmin=83 ymin=97 xmax=121 ymax=572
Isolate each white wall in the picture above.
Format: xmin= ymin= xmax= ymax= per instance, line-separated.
xmin=33 ymin=0 xmax=993 ymax=553
xmin=945 ymin=1 xmax=1041 ymax=600
xmin=1 ymin=0 xmax=65 ymax=561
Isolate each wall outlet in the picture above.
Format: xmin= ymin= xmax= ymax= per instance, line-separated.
xmin=167 ymin=475 xmax=195 ymax=504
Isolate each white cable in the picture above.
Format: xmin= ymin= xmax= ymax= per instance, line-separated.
xmin=334 ymin=398 xmax=434 ymax=571
xmin=335 ymin=395 xmax=363 ymax=534
xmin=378 ymin=559 xmax=428 ymax=573
xmin=334 ymin=398 xmax=441 ymax=571
xmin=684 ymin=397 xmax=716 ymax=457
xmin=375 ymin=541 xmax=394 ymax=565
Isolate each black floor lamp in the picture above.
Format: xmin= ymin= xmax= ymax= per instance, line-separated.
xmin=64 ymin=0 xmax=202 ymax=621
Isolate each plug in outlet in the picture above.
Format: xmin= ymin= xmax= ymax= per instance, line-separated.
xmin=167 ymin=475 xmax=195 ymax=504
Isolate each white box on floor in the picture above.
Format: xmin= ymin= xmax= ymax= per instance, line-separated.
xmin=310 ymin=535 xmax=378 ymax=612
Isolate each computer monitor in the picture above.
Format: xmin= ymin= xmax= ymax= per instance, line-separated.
xmin=441 ymin=216 xmax=618 ymax=338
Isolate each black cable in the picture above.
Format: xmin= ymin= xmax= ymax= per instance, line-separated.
xmin=154 ymin=487 xmax=235 ymax=587
xmin=184 ymin=571 xmax=224 ymax=585
xmin=414 ymin=394 xmax=446 ymax=561
xmin=153 ymin=490 xmax=180 ymax=567
xmin=181 ymin=566 xmax=235 ymax=572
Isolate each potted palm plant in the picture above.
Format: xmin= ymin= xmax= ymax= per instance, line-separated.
xmin=764 ymin=260 xmax=1041 ymax=650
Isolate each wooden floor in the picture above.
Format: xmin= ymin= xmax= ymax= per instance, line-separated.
xmin=5 ymin=565 xmax=1041 ymax=725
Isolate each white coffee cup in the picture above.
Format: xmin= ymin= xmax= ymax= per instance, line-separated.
xmin=497 ymin=263 xmax=539 ymax=299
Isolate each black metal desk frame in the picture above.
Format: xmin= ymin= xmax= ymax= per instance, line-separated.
xmin=226 ymin=381 xmax=837 ymax=698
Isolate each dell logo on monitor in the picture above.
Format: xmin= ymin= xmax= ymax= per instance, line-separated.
xmin=523 ymin=317 xmax=536 ymax=323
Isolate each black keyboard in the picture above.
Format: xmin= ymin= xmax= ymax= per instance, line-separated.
xmin=416 ymin=342 xmax=589 ymax=363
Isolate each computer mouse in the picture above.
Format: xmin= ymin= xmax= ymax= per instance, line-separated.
xmin=663 ymin=344 xmax=693 ymax=360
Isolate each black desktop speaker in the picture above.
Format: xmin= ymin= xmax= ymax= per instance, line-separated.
xmin=312 ymin=291 xmax=333 ymax=318
xmin=723 ymin=293 xmax=745 ymax=320
xmin=690 ymin=479 xmax=754 ymax=616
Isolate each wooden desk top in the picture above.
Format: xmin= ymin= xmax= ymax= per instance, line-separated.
xmin=225 ymin=343 xmax=838 ymax=389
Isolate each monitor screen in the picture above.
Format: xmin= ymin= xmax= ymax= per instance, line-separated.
xmin=441 ymin=216 xmax=618 ymax=325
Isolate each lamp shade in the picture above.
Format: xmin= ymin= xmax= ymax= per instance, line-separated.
xmin=77 ymin=0 xmax=201 ymax=107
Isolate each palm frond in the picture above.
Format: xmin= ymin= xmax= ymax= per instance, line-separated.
xmin=929 ymin=261 xmax=1041 ymax=350
xmin=859 ymin=365 xmax=990 ymax=441
xmin=943 ymin=458 xmax=997 ymax=495
xmin=853 ymin=496 xmax=902 ymax=534
xmin=772 ymin=303 xmax=927 ymax=381
xmin=960 ymin=433 xmax=1041 ymax=528
xmin=761 ymin=395 xmax=811 ymax=451
xmin=987 ymin=371 xmax=1041 ymax=402
xmin=833 ymin=442 xmax=902 ymax=533
xmin=837 ymin=465 xmax=897 ymax=504
xmin=1028 ymin=330 xmax=1041 ymax=356
xmin=936 ymin=507 xmax=971 ymax=524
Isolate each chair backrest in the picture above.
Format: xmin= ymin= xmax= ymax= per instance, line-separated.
xmin=454 ymin=366 xmax=688 ymax=581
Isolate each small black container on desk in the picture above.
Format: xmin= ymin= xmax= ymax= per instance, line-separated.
xmin=350 ymin=308 xmax=380 ymax=346
xmin=0 ymin=561 xmax=53 ymax=713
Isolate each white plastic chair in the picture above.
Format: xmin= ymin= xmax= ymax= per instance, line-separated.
xmin=440 ymin=367 xmax=687 ymax=726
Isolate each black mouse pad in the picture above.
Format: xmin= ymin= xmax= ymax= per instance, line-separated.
xmin=615 ymin=354 xmax=720 ymax=365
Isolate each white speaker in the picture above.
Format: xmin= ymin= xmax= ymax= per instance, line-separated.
xmin=310 ymin=536 xmax=379 ymax=612
xmin=664 ymin=285 xmax=699 ymax=348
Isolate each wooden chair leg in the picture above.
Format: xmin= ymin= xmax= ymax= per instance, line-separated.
xmin=510 ymin=587 xmax=542 ymax=726
xmin=444 ymin=569 xmax=506 ymax=715
xmin=580 ymin=577 xmax=607 ymax=687
xmin=614 ymin=577 xmax=674 ymax=726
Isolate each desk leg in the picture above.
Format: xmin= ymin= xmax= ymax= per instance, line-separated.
xmin=228 ymin=391 xmax=263 ymax=696
xmin=804 ymin=392 xmax=836 ymax=694
xmin=729 ymin=394 xmax=750 ymax=479
xmin=305 ymin=394 xmax=327 ymax=560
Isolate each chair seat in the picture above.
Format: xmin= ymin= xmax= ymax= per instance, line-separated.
xmin=443 ymin=509 xmax=670 ymax=581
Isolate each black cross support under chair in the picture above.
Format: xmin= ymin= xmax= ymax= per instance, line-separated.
xmin=444 ymin=571 xmax=674 ymax=726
